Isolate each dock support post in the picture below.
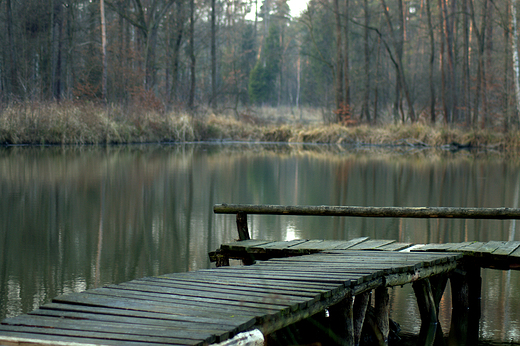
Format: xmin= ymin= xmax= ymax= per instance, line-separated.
xmin=329 ymin=292 xmax=354 ymax=346
xmin=448 ymin=262 xmax=481 ymax=345
xmin=413 ymin=277 xmax=447 ymax=346
xmin=236 ymin=211 xmax=250 ymax=241
xmin=353 ymin=291 xmax=371 ymax=345
xmin=374 ymin=287 xmax=390 ymax=345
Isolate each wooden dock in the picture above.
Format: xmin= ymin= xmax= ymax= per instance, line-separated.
xmin=3 ymin=203 xmax=520 ymax=346
xmin=0 ymin=247 xmax=462 ymax=346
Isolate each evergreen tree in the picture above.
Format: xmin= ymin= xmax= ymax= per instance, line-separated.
xmin=248 ymin=22 xmax=281 ymax=105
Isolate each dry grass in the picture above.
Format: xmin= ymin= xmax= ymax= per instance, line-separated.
xmin=0 ymin=102 xmax=519 ymax=150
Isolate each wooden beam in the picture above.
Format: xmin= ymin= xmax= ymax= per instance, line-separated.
xmin=215 ymin=204 xmax=520 ymax=219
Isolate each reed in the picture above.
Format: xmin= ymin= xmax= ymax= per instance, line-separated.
xmin=0 ymin=102 xmax=518 ymax=150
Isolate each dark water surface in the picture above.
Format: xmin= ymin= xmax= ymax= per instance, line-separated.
xmin=1 ymin=144 xmax=520 ymax=344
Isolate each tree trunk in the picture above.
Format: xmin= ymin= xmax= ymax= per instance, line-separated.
xmin=462 ymin=0 xmax=471 ymax=124
xmin=438 ymin=0 xmax=448 ymax=123
xmin=513 ymin=0 xmax=520 ymax=122
xmin=426 ymin=0 xmax=436 ymax=124
xmin=344 ymin=0 xmax=351 ymax=119
xmin=444 ymin=0 xmax=457 ymax=123
xmin=6 ymin=0 xmax=18 ymax=97
xmin=100 ymin=0 xmax=108 ymax=102
xmin=211 ymin=0 xmax=217 ymax=109
xmin=469 ymin=0 xmax=489 ymax=126
xmin=170 ymin=1 xmax=185 ymax=104
xmin=334 ymin=0 xmax=344 ymax=119
xmin=362 ymin=0 xmax=370 ymax=123
xmin=188 ymin=0 xmax=196 ymax=110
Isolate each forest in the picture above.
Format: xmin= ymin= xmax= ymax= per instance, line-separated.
xmin=1 ymin=0 xmax=520 ymax=129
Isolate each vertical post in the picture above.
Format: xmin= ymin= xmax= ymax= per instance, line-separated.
xmin=374 ymin=287 xmax=389 ymax=345
xmin=448 ymin=262 xmax=481 ymax=345
xmin=236 ymin=211 xmax=251 ymax=241
xmin=329 ymin=292 xmax=354 ymax=346
xmin=353 ymin=291 xmax=371 ymax=345
xmin=412 ymin=278 xmax=445 ymax=346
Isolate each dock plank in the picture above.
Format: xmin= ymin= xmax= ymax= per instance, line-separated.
xmin=346 ymin=239 xmax=396 ymax=250
xmin=2 ymin=315 xmax=209 ymax=344
xmin=493 ymin=241 xmax=520 ymax=256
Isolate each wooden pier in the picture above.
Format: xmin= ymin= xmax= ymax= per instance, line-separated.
xmin=0 ymin=248 xmax=461 ymax=346
xmin=2 ymin=204 xmax=520 ymax=346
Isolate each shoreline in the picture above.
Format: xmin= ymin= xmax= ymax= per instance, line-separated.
xmin=1 ymin=103 xmax=519 ymax=151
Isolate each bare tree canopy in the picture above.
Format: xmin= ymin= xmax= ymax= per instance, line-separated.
xmin=0 ymin=0 xmax=518 ymax=126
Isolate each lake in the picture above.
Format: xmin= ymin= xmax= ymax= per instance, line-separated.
xmin=1 ymin=143 xmax=519 ymax=344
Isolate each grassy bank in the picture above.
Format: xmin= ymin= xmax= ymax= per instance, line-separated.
xmin=1 ymin=102 xmax=519 ymax=150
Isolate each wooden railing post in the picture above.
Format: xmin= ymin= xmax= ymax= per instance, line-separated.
xmin=236 ymin=211 xmax=250 ymax=241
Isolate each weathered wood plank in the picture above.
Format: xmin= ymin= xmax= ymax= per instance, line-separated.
xmin=254 ymin=239 xmax=308 ymax=250
xmin=52 ymin=293 xmax=258 ymax=323
xmin=477 ymin=241 xmax=505 ymax=254
xmin=377 ymin=242 xmax=413 ymax=251
xmin=39 ymin=303 xmax=251 ymax=332
xmin=286 ymin=239 xmax=326 ymax=250
xmin=492 ymin=241 xmax=520 ymax=256
xmin=132 ymin=277 xmax=325 ymax=300
xmin=2 ymin=315 xmax=210 ymax=344
xmin=332 ymin=236 xmax=371 ymax=249
xmin=102 ymin=283 xmax=314 ymax=310
xmin=220 ymin=239 xmax=275 ymax=251
xmin=345 ymin=239 xmax=396 ymax=250
xmin=85 ymin=287 xmax=300 ymax=314
xmin=157 ymin=274 xmax=340 ymax=294
xmin=451 ymin=242 xmax=486 ymax=253
xmin=0 ymin=326 xmax=177 ymax=346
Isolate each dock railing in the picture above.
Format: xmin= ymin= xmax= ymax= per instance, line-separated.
xmin=213 ymin=203 xmax=520 ymax=240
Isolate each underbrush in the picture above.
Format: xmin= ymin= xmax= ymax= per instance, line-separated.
xmin=0 ymin=102 xmax=518 ymax=150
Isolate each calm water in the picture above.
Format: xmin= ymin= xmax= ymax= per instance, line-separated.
xmin=1 ymin=144 xmax=520 ymax=344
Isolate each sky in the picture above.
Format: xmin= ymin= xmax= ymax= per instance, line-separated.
xmin=287 ymin=0 xmax=309 ymax=17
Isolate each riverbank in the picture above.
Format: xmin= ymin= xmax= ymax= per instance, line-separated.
xmin=1 ymin=102 xmax=519 ymax=150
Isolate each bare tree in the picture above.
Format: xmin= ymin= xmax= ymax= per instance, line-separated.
xmin=380 ymin=0 xmax=416 ymax=123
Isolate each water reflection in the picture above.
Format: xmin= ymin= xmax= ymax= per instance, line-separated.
xmin=0 ymin=144 xmax=519 ymax=344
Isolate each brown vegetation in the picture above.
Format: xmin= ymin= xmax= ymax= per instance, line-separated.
xmin=0 ymin=102 xmax=518 ymax=150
